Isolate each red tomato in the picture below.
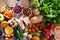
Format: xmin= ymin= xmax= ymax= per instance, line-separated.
xmin=32 ymin=28 xmax=35 ymax=32
xmin=32 ymin=24 xmax=35 ymax=27
xmin=39 ymin=26 xmax=42 ymax=30
xmin=28 ymin=29 xmax=31 ymax=32
xmin=40 ymin=21 xmax=44 ymax=25
xmin=35 ymin=23 xmax=39 ymax=27
xmin=35 ymin=27 xmax=38 ymax=31
xmin=28 ymin=24 xmax=32 ymax=28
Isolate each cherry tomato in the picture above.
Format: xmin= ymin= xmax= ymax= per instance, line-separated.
xmin=28 ymin=24 xmax=32 ymax=28
xmin=35 ymin=27 xmax=38 ymax=31
xmin=32 ymin=24 xmax=35 ymax=27
xmin=28 ymin=29 xmax=31 ymax=32
xmin=35 ymin=23 xmax=39 ymax=27
xmin=40 ymin=21 xmax=44 ymax=25
xmin=39 ymin=26 xmax=43 ymax=30
xmin=32 ymin=28 xmax=35 ymax=32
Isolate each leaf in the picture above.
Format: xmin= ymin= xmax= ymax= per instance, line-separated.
xmin=40 ymin=0 xmax=44 ymax=4
xmin=57 ymin=3 xmax=60 ymax=8
xmin=25 ymin=28 xmax=28 ymax=33
xmin=41 ymin=4 xmax=48 ymax=10
xmin=42 ymin=24 xmax=46 ymax=28
xmin=52 ymin=0 xmax=58 ymax=4
xmin=30 ymin=0 xmax=40 ymax=8
xmin=30 ymin=32 xmax=36 ymax=35
xmin=38 ymin=30 xmax=42 ymax=33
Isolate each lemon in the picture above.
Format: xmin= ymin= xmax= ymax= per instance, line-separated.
xmin=5 ymin=26 xmax=13 ymax=35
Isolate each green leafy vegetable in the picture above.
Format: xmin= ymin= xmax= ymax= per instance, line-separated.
xmin=39 ymin=0 xmax=60 ymax=24
xmin=30 ymin=0 xmax=40 ymax=8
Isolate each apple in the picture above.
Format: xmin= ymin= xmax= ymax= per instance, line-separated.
xmin=0 ymin=14 xmax=4 ymax=22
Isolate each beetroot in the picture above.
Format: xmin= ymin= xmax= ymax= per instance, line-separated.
xmin=13 ymin=5 xmax=22 ymax=14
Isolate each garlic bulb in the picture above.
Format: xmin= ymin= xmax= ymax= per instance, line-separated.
xmin=23 ymin=33 xmax=28 ymax=37
xmin=28 ymin=34 xmax=32 ymax=39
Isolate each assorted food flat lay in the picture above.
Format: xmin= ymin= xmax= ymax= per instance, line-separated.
xmin=0 ymin=0 xmax=60 ymax=40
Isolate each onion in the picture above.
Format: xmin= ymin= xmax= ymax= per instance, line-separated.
xmin=13 ymin=5 xmax=22 ymax=14
xmin=31 ymin=15 xmax=43 ymax=23
xmin=32 ymin=8 xmax=40 ymax=16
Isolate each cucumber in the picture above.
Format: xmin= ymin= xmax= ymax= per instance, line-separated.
xmin=14 ymin=24 xmax=23 ymax=40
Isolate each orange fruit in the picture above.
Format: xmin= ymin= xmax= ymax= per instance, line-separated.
xmin=32 ymin=36 xmax=40 ymax=40
xmin=4 ymin=9 xmax=13 ymax=19
xmin=1 ymin=21 xmax=9 ymax=28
